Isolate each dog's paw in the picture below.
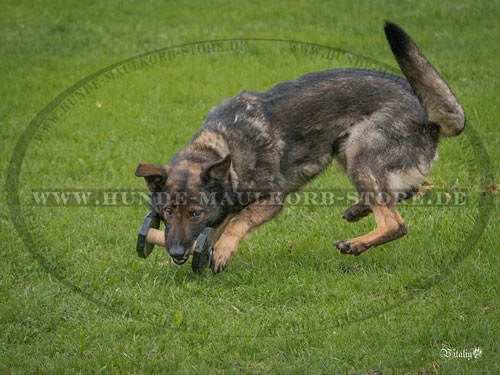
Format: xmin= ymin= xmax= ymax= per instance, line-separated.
xmin=211 ymin=235 xmax=239 ymax=274
xmin=342 ymin=205 xmax=372 ymax=222
xmin=334 ymin=240 xmax=366 ymax=256
xmin=211 ymin=253 xmax=231 ymax=274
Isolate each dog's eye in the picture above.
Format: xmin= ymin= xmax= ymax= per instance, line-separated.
xmin=190 ymin=209 xmax=202 ymax=218
xmin=164 ymin=207 xmax=174 ymax=216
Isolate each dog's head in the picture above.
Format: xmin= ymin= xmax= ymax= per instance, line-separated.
xmin=135 ymin=155 xmax=233 ymax=265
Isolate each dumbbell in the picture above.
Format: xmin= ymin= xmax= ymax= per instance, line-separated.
xmin=136 ymin=211 xmax=214 ymax=274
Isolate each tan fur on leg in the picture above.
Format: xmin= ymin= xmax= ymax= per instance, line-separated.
xmin=335 ymin=203 xmax=407 ymax=255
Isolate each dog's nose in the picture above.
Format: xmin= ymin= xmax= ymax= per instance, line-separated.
xmin=169 ymin=245 xmax=186 ymax=259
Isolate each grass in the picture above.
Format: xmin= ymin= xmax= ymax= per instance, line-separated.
xmin=1 ymin=0 xmax=499 ymax=373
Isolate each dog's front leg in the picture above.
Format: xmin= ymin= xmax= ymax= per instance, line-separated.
xmin=211 ymin=197 xmax=283 ymax=274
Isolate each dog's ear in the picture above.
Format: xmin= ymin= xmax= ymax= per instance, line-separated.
xmin=201 ymin=154 xmax=231 ymax=184
xmin=135 ymin=162 xmax=170 ymax=192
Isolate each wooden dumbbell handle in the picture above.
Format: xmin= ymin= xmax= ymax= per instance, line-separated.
xmin=146 ymin=228 xmax=219 ymax=248
xmin=145 ymin=213 xmax=235 ymax=249
xmin=146 ymin=228 xmax=165 ymax=247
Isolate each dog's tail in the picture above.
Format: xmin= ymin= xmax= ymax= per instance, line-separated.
xmin=384 ymin=21 xmax=465 ymax=137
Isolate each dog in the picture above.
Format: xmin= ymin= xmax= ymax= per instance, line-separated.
xmin=135 ymin=22 xmax=465 ymax=273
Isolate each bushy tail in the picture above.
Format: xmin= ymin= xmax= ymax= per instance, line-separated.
xmin=384 ymin=21 xmax=465 ymax=137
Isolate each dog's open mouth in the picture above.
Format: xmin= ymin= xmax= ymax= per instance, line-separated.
xmin=172 ymin=257 xmax=189 ymax=265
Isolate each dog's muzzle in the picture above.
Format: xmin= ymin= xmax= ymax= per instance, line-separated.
xmin=168 ymin=245 xmax=189 ymax=265
xmin=136 ymin=211 xmax=213 ymax=274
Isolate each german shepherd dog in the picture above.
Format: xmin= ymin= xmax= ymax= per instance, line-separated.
xmin=135 ymin=22 xmax=465 ymax=273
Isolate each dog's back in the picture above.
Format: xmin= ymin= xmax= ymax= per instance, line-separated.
xmin=200 ymin=68 xmax=436 ymax=194
xmin=197 ymin=22 xmax=464 ymax=196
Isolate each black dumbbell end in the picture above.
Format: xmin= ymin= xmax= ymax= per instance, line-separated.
xmin=192 ymin=227 xmax=214 ymax=274
xmin=136 ymin=211 xmax=160 ymax=258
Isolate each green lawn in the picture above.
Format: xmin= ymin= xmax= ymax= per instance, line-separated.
xmin=1 ymin=0 xmax=499 ymax=373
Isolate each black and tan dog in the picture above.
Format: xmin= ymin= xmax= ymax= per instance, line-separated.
xmin=135 ymin=22 xmax=465 ymax=273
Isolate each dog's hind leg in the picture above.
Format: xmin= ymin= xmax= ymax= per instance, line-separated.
xmin=335 ymin=196 xmax=407 ymax=255
xmin=334 ymin=111 xmax=435 ymax=254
